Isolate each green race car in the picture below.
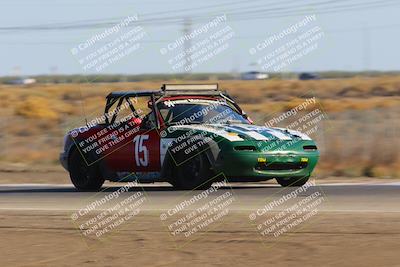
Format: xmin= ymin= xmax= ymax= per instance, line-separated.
xmin=60 ymin=84 xmax=319 ymax=191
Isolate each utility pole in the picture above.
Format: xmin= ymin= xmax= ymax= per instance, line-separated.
xmin=183 ymin=18 xmax=192 ymax=73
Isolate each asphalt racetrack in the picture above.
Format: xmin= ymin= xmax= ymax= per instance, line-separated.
xmin=0 ymin=181 xmax=399 ymax=212
xmin=0 ymin=181 xmax=399 ymax=266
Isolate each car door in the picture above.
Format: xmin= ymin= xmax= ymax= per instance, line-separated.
xmin=132 ymin=128 xmax=160 ymax=172
xmin=104 ymin=105 xmax=161 ymax=173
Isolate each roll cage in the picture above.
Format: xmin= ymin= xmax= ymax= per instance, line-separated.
xmin=104 ymin=84 xmax=247 ymax=127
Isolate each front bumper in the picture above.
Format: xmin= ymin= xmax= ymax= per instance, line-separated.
xmin=214 ymin=151 xmax=319 ymax=180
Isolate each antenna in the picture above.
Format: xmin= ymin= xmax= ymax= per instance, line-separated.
xmin=77 ymin=89 xmax=89 ymax=127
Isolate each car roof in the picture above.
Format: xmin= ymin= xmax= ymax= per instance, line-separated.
xmin=103 ymin=84 xmax=245 ymax=124
xmin=106 ymin=84 xmax=224 ymax=99
xmin=106 ymin=90 xmax=160 ymax=98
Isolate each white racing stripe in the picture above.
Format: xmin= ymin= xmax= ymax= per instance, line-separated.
xmin=264 ymin=128 xmax=292 ymax=140
xmin=233 ymin=124 xmax=292 ymax=140
xmin=169 ymin=124 xmax=313 ymax=142
xmin=170 ymin=125 xmax=244 ymax=142
xmin=274 ymin=127 xmax=312 ymax=140
xmin=223 ymin=125 xmax=269 ymax=141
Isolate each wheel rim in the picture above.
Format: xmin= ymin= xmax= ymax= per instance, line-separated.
xmin=176 ymin=155 xmax=204 ymax=188
xmin=79 ymin=161 xmax=90 ymax=184
xmin=186 ymin=156 xmax=202 ymax=178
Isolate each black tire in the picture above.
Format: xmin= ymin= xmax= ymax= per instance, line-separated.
xmin=69 ymin=148 xmax=105 ymax=191
xmin=276 ymin=176 xmax=310 ymax=187
xmin=170 ymin=152 xmax=214 ymax=190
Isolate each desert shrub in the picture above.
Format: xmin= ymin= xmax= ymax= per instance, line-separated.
xmin=337 ymin=86 xmax=365 ymax=97
xmin=15 ymin=96 xmax=59 ymax=120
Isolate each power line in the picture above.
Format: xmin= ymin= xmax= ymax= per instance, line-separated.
xmin=1 ymin=22 xmax=399 ymax=45
xmin=0 ymin=0 xmax=398 ymax=33
xmin=223 ymin=0 xmax=400 ymax=22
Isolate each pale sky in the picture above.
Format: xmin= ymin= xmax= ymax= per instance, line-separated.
xmin=0 ymin=0 xmax=399 ymax=76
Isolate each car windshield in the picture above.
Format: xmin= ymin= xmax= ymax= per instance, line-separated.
xmin=158 ymin=99 xmax=249 ymax=125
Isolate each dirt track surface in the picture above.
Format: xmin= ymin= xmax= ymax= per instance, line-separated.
xmin=0 ymin=180 xmax=399 ymax=266
xmin=0 ymin=211 xmax=399 ymax=267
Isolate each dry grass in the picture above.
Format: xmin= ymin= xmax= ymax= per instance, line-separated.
xmin=0 ymin=76 xmax=399 ymax=177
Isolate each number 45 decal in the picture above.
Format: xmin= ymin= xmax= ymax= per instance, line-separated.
xmin=133 ymin=135 xmax=149 ymax=167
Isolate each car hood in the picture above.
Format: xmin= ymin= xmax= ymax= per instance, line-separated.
xmin=169 ymin=123 xmax=312 ymax=142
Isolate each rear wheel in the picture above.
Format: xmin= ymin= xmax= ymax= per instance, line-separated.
xmin=69 ymin=149 xmax=104 ymax=191
xmin=276 ymin=176 xmax=310 ymax=187
xmin=170 ymin=152 xmax=213 ymax=190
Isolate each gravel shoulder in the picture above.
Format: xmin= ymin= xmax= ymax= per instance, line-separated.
xmin=0 ymin=211 xmax=399 ymax=267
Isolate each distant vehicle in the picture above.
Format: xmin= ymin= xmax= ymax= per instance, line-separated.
xmin=6 ymin=77 xmax=36 ymax=85
xmin=298 ymin=73 xmax=320 ymax=80
xmin=241 ymin=71 xmax=269 ymax=80
xmin=60 ymin=84 xmax=319 ymax=191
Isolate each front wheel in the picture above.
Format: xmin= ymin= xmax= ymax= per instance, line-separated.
xmin=69 ymin=149 xmax=105 ymax=191
xmin=276 ymin=176 xmax=310 ymax=187
xmin=170 ymin=152 xmax=214 ymax=190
